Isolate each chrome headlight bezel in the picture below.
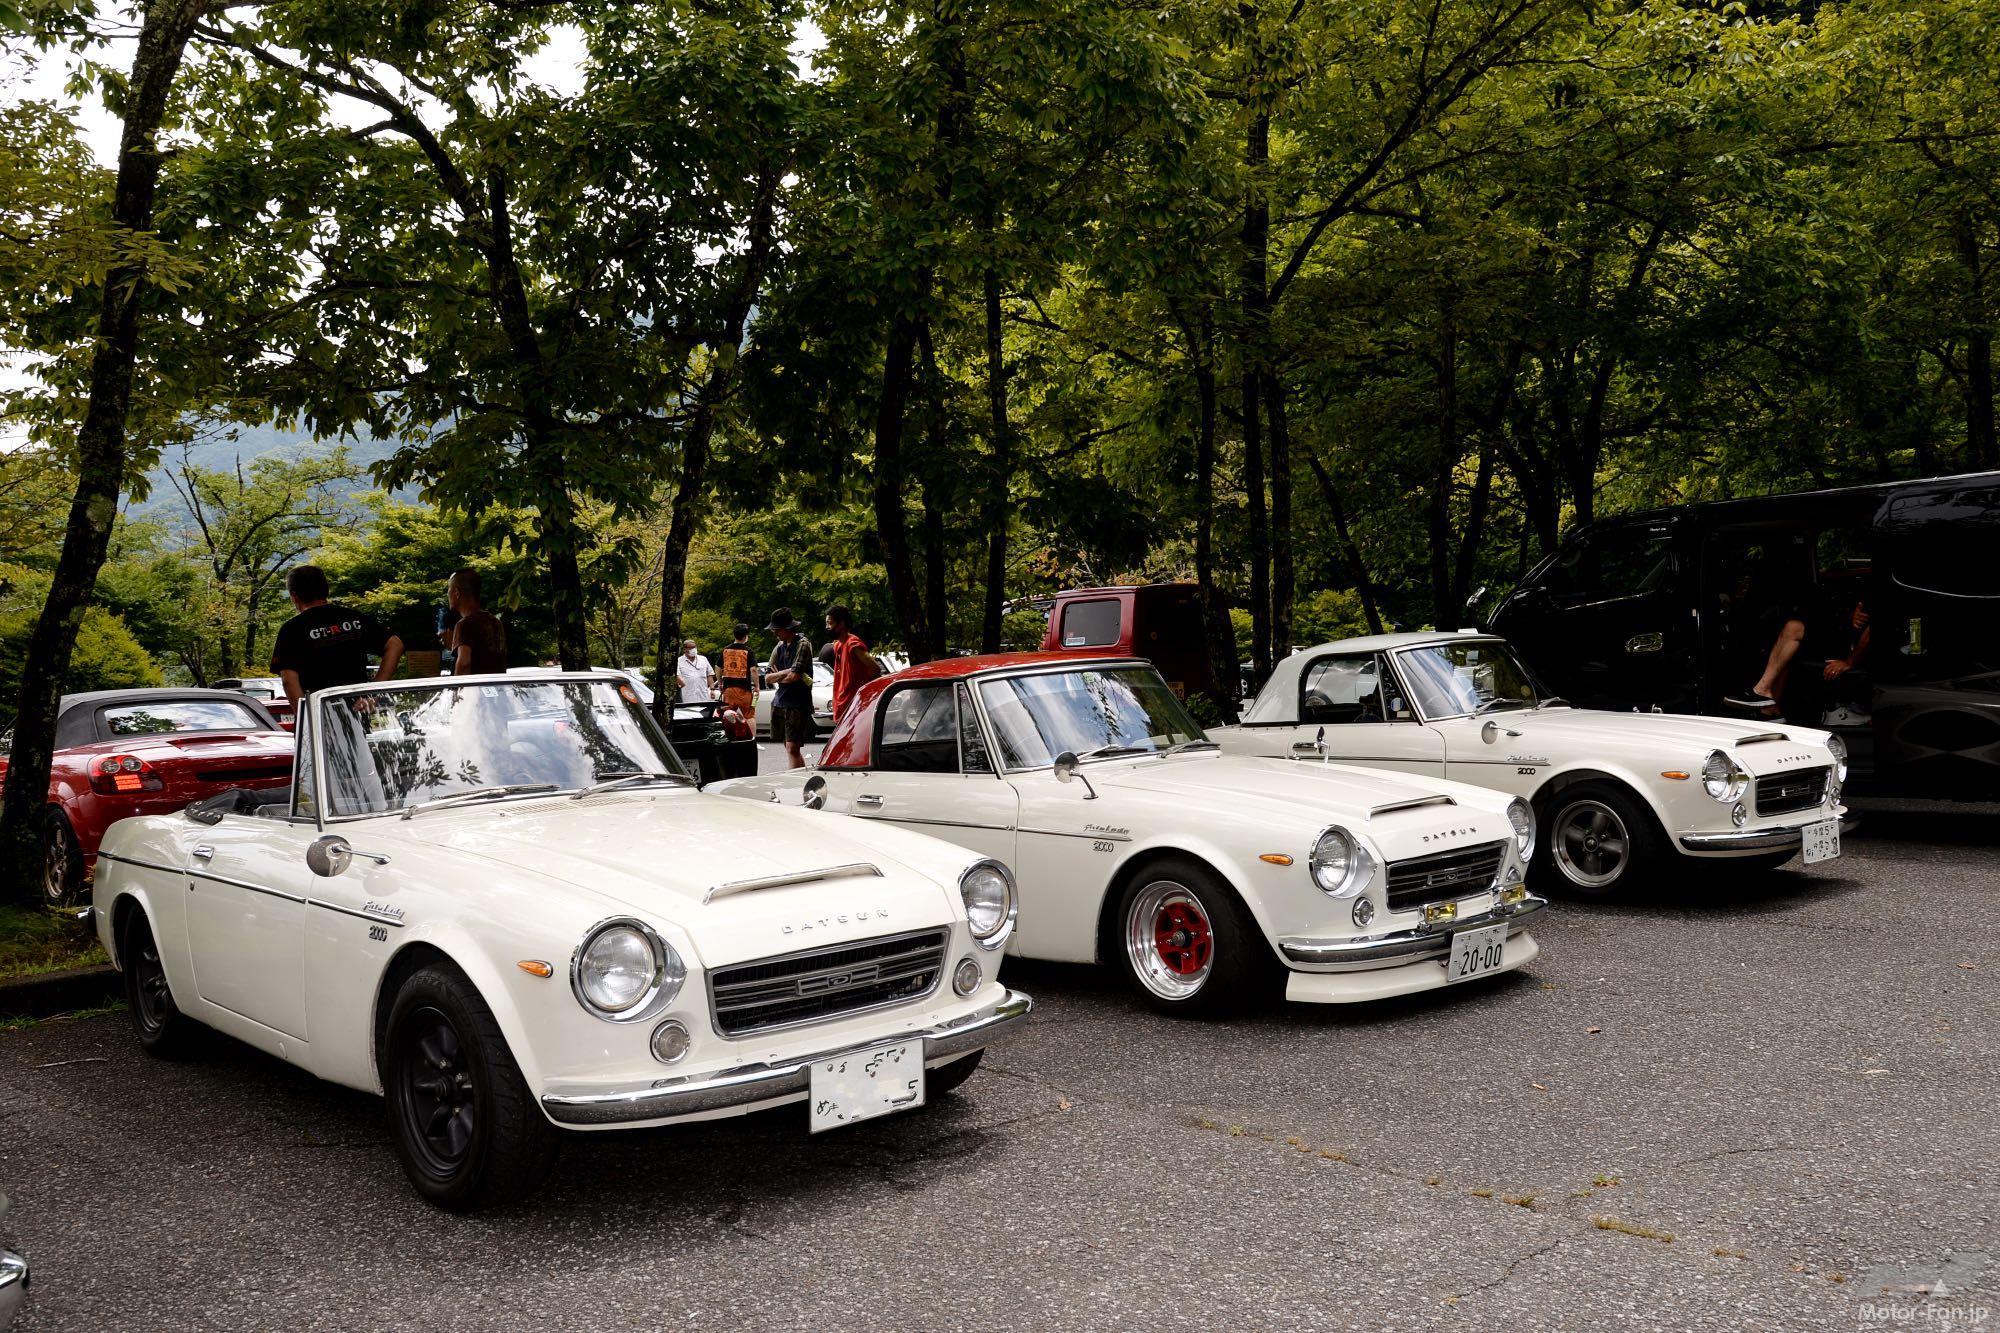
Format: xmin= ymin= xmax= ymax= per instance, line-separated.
xmin=1505 ymin=798 xmax=1536 ymax=861
xmin=960 ymin=859 xmax=1017 ymax=951
xmin=1826 ymin=733 xmax=1848 ymax=784
xmin=571 ymin=916 xmax=684 ymax=1022
xmin=1310 ymin=825 xmax=1372 ymax=898
xmin=1701 ymin=749 xmax=1748 ymax=804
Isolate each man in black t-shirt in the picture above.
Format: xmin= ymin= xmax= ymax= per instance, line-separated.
xmin=269 ymin=565 xmax=406 ymax=706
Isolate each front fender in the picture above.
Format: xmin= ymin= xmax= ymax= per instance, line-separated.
xmin=1531 ymin=762 xmax=1679 ymax=833
xmin=1103 ymin=830 xmax=1304 ymax=963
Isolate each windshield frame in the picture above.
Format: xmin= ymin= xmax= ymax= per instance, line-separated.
xmin=305 ymin=671 xmax=695 ymax=827
xmin=1387 ymin=637 xmax=1550 ymax=723
xmin=972 ymin=660 xmax=1210 ymax=774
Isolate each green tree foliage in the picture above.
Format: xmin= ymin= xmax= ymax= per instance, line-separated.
xmin=0 ymin=565 xmax=161 ymax=708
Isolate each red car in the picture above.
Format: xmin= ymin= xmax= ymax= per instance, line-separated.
xmin=0 ymin=688 xmax=293 ymax=905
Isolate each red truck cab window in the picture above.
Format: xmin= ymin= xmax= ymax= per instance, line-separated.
xmin=1058 ymin=599 xmax=1123 ymax=649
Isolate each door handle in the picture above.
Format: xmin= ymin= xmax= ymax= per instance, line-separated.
xmin=855 ymin=794 xmax=884 ymax=810
xmin=191 ymin=845 xmax=215 ymax=862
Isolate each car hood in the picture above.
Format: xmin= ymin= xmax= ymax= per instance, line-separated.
xmin=1464 ymin=708 xmax=1831 ymax=773
xmin=1089 ymin=753 xmax=1516 ymax=860
xmin=361 ymin=790 xmax=969 ymax=965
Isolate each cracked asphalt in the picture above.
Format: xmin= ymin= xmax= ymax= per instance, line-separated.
xmin=0 ymin=802 xmax=1994 ymax=1331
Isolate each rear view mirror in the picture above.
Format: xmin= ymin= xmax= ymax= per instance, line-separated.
xmin=306 ymin=835 xmax=353 ymax=878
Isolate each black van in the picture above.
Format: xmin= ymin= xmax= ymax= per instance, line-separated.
xmin=1488 ymin=471 xmax=2000 ymax=802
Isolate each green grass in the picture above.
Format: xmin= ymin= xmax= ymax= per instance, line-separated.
xmin=0 ymin=902 xmax=109 ymax=980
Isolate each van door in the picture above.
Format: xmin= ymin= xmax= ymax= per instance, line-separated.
xmin=1512 ymin=522 xmax=1688 ymax=709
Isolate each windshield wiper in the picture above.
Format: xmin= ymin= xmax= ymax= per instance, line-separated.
xmin=1538 ymin=696 xmax=1571 ymax=709
xmin=1474 ymin=697 xmax=1532 ymax=716
xmin=570 ymin=771 xmax=692 ymax=800
xmin=1079 ymin=744 xmax=1151 ymax=760
xmin=1161 ymin=740 xmax=1221 ymax=755
xmin=401 ymin=783 xmax=560 ymax=820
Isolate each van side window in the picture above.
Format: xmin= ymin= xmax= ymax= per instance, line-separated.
xmin=876 ymin=685 xmax=961 ymax=773
xmin=1057 ymin=598 xmax=1121 ymax=648
xmin=1542 ymin=528 xmax=1672 ymax=605
xmin=1302 ymin=656 xmax=1393 ymax=724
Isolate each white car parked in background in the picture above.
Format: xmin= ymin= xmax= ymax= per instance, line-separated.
xmin=90 ymin=672 xmax=1030 ymax=1209
xmin=718 ymin=653 xmax=1547 ymax=1014
xmin=1214 ymin=631 xmax=1852 ymax=896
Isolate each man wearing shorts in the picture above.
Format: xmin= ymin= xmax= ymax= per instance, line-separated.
xmin=765 ymin=607 xmax=814 ymax=769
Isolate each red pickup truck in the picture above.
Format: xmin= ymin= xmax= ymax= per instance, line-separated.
xmin=1040 ymin=582 xmax=1218 ymax=700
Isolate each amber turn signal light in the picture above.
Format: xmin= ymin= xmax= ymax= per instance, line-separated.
xmin=1258 ymin=853 xmax=1295 ymax=866
xmin=517 ymin=960 xmax=554 ymax=978
xmin=1660 ymin=771 xmax=1690 ymax=781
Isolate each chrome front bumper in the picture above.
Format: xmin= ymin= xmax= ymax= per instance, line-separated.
xmin=0 ymin=1249 xmax=27 ymax=1330
xmin=1278 ymin=896 xmax=1547 ymax=972
xmin=540 ymin=990 xmax=1033 ymax=1127
xmin=1679 ymin=813 xmax=1857 ymax=852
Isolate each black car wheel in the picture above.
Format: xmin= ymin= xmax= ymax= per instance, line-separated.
xmin=382 ymin=963 xmax=558 ymax=1211
xmin=41 ymin=811 xmax=81 ymax=907
xmin=122 ymin=909 xmax=202 ymax=1059
xmin=1533 ymin=782 xmax=1663 ymax=898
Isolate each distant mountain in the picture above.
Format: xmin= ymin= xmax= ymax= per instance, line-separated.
xmin=129 ymin=422 xmax=417 ymax=521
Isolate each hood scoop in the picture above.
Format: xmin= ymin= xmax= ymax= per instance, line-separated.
xmin=704 ymin=862 xmax=882 ymax=905
xmin=1368 ymin=794 xmax=1456 ymax=820
xmin=1734 ymin=732 xmax=1791 ymax=746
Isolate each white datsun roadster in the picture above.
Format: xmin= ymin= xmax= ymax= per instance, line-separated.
xmin=90 ymin=672 xmax=1030 ymax=1210
xmin=716 ymin=653 xmax=1547 ymax=1015
xmin=1215 ymin=631 xmax=1853 ymax=896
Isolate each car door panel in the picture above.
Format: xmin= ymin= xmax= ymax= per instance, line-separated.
xmin=1282 ymin=653 xmax=1447 ymax=778
xmin=184 ymin=817 xmax=310 ymax=1040
xmin=1009 ymin=771 xmax=1119 ymax=963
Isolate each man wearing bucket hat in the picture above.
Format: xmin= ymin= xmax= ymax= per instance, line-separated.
xmin=765 ymin=607 xmax=815 ymax=769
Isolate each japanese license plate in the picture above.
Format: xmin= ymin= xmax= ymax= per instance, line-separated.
xmin=1445 ymin=923 xmax=1508 ymax=984
xmin=808 ymin=1040 xmax=925 ymax=1132
xmin=1801 ymin=818 xmax=1841 ymax=865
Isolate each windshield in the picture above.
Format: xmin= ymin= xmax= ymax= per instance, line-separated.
xmin=313 ymin=678 xmax=690 ymax=818
xmin=1395 ymin=641 xmax=1542 ymax=718
xmin=978 ymin=666 xmax=1207 ymax=769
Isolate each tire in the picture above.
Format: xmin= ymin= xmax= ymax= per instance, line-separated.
xmin=381 ymin=963 xmax=559 ymax=1211
xmin=1114 ymin=858 xmax=1278 ymax=1017
xmin=122 ymin=908 xmax=203 ymax=1059
xmin=41 ymin=809 xmax=82 ymax=907
xmin=925 ymin=1049 xmax=985 ymax=1099
xmin=1534 ymin=782 xmax=1665 ymax=899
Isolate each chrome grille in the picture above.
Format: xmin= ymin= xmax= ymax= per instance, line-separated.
xmin=1755 ymin=767 xmax=1828 ymax=817
xmin=1384 ymin=841 xmax=1506 ymax=914
xmin=708 ymin=929 xmax=948 ymax=1037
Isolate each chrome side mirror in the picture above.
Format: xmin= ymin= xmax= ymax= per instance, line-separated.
xmin=802 ymin=775 xmax=827 ymax=811
xmin=306 ymin=835 xmax=353 ymax=878
xmin=1480 ymin=719 xmax=1522 ymax=744
xmin=1051 ymin=751 xmax=1098 ymax=800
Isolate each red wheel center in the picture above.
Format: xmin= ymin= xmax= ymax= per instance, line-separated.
xmin=1153 ymin=901 xmax=1213 ymax=976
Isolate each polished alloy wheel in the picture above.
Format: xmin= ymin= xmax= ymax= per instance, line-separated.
xmin=1553 ymin=799 xmax=1629 ymax=888
xmin=1124 ymin=881 xmax=1215 ymax=1000
xmin=396 ymin=1005 xmax=478 ymax=1178
xmin=132 ymin=934 xmax=173 ymax=1034
xmin=42 ymin=820 xmax=73 ymax=906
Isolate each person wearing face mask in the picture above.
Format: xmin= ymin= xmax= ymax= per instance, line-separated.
xmin=675 ymin=639 xmax=717 ymax=703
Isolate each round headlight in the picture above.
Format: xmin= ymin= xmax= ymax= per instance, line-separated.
xmin=1826 ymin=733 xmax=1848 ymax=784
xmin=960 ymin=861 xmax=1016 ymax=949
xmin=1701 ymin=750 xmax=1747 ymax=804
xmin=1506 ymin=798 xmax=1536 ymax=860
xmin=1310 ymin=826 xmax=1370 ymax=897
xmin=572 ymin=919 xmax=682 ymax=1021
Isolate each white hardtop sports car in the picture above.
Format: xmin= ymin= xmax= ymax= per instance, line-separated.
xmin=90 ymin=670 xmax=1030 ymax=1209
xmin=717 ymin=652 xmax=1548 ymax=1014
xmin=1214 ymin=631 xmax=1853 ymax=895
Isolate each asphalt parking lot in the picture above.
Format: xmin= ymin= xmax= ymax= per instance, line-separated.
xmin=1 ymin=757 xmax=1994 ymax=1331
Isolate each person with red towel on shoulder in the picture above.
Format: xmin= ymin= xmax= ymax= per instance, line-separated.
xmin=823 ymin=604 xmax=882 ymax=723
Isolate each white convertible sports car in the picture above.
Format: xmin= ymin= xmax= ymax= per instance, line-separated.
xmin=89 ymin=672 xmax=1030 ymax=1209
xmin=717 ymin=653 xmax=1548 ymax=1014
xmin=1214 ymin=631 xmax=1853 ymax=896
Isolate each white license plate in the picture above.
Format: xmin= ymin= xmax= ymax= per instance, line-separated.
xmin=1801 ymin=818 xmax=1840 ymax=865
xmin=1445 ymin=923 xmax=1508 ymax=984
xmin=808 ymin=1040 xmax=925 ymax=1132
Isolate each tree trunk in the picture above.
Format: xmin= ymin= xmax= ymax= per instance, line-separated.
xmin=980 ymin=260 xmax=1011 ymax=653
xmin=1301 ymin=446 xmax=1384 ymax=634
xmin=922 ymin=477 xmax=948 ymax=659
xmin=1241 ymin=109 xmax=1272 ymax=683
xmin=1958 ymin=218 xmax=1996 ymax=467
xmin=873 ymin=312 xmax=930 ymax=658
xmin=1261 ymin=369 xmax=1296 ymax=657
xmin=1181 ymin=308 xmax=1237 ymax=721
xmin=1428 ymin=295 xmax=1459 ymax=621
xmin=0 ymin=0 xmax=207 ymax=896
xmin=650 ymin=165 xmax=782 ymax=716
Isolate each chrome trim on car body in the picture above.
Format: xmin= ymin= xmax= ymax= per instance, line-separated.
xmin=570 ymin=917 xmax=684 ymax=1023
xmin=1277 ymin=896 xmax=1547 ymax=971
xmin=1678 ymin=814 xmax=1856 ymax=852
xmin=1367 ymin=795 xmax=1455 ymax=819
xmin=94 ymin=850 xmax=185 ymax=877
xmin=540 ymin=989 xmax=1034 ymax=1126
xmin=191 ymin=868 xmax=308 ymax=904
xmin=704 ymin=863 xmax=882 ymax=904
xmin=0 ymin=1248 xmax=27 ymax=1329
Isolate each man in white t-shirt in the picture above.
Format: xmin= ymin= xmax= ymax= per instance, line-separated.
xmin=675 ymin=640 xmax=716 ymax=703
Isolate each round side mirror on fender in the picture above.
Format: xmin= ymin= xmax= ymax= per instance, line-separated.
xmin=1052 ymin=751 xmax=1081 ymax=784
xmin=802 ymin=775 xmax=827 ymax=810
xmin=306 ymin=834 xmax=353 ymax=878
